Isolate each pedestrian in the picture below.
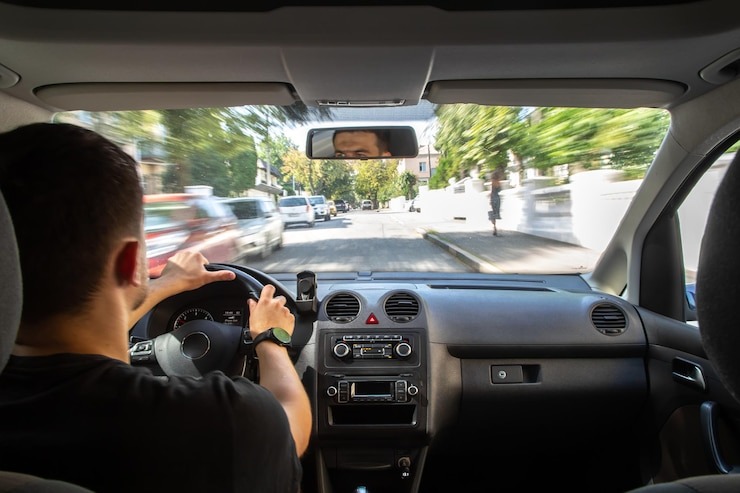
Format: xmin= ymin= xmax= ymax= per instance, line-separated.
xmin=489 ymin=167 xmax=503 ymax=236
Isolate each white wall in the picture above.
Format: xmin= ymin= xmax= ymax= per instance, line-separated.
xmin=415 ymin=158 xmax=730 ymax=256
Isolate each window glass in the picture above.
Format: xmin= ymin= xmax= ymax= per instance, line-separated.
xmin=677 ymin=141 xmax=739 ymax=323
xmin=230 ymin=201 xmax=260 ymax=219
xmin=55 ymin=103 xmax=670 ymax=275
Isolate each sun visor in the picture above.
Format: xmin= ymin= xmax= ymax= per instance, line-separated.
xmin=425 ymin=79 xmax=687 ymax=109
xmin=34 ymin=82 xmax=297 ymax=111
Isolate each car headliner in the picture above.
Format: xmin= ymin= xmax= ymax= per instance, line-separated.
xmin=0 ymin=0 xmax=738 ymax=114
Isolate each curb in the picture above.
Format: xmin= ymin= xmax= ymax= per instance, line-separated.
xmin=417 ymin=228 xmax=503 ymax=274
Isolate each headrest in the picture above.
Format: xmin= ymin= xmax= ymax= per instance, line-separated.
xmin=0 ymin=188 xmax=22 ymax=371
xmin=697 ymin=149 xmax=740 ymax=402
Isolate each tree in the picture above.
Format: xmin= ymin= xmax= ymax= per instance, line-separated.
xmin=281 ymin=149 xmax=321 ymax=195
xmin=260 ymin=134 xmax=296 ymax=173
xmin=354 ymin=160 xmax=398 ymax=206
xmin=158 ymin=108 xmax=258 ymax=196
xmin=313 ymin=159 xmax=355 ymax=200
xmin=280 ymin=150 xmax=355 ymax=199
xmin=432 ymin=104 xmax=672 ymax=183
xmin=398 ymin=170 xmax=417 ymax=199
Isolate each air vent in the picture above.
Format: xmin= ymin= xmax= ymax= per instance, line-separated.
xmin=384 ymin=292 xmax=420 ymax=323
xmin=325 ymin=293 xmax=361 ymax=323
xmin=591 ymin=303 xmax=627 ymax=335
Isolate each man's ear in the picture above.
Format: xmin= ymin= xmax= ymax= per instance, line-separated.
xmin=115 ymin=240 xmax=142 ymax=287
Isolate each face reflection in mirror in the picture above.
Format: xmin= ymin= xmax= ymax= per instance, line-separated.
xmin=332 ymin=130 xmax=393 ymax=158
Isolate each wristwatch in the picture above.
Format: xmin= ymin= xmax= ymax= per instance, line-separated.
xmin=251 ymin=327 xmax=292 ymax=348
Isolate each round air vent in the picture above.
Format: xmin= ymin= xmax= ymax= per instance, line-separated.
xmin=591 ymin=303 xmax=627 ymax=335
xmin=324 ymin=292 xmax=361 ymax=323
xmin=384 ymin=292 xmax=420 ymax=323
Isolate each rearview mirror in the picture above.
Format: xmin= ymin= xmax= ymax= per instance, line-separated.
xmin=306 ymin=126 xmax=419 ymax=159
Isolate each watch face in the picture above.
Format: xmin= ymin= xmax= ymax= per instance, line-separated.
xmin=272 ymin=327 xmax=291 ymax=344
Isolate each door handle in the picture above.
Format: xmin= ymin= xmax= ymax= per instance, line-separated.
xmin=672 ymin=357 xmax=706 ymax=391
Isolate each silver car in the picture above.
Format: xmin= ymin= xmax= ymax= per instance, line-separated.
xmin=308 ymin=195 xmax=331 ymax=221
xmin=221 ymin=196 xmax=284 ymax=259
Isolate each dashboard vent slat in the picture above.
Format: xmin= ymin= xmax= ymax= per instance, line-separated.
xmin=325 ymin=293 xmax=361 ymax=323
xmin=384 ymin=292 xmax=420 ymax=323
xmin=591 ymin=303 xmax=627 ymax=335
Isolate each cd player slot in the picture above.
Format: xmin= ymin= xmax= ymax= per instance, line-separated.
xmin=329 ymin=404 xmax=417 ymax=425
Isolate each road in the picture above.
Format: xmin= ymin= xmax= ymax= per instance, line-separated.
xmin=242 ymin=207 xmax=601 ymax=276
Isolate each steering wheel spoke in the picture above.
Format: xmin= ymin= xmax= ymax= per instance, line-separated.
xmin=130 ymin=339 xmax=157 ymax=365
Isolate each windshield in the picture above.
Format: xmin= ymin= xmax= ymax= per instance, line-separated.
xmin=54 ymin=103 xmax=670 ymax=276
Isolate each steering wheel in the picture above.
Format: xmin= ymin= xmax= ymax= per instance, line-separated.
xmin=130 ymin=264 xmax=269 ymax=378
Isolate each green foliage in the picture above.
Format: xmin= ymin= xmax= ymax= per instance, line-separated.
xmin=433 ymin=104 xmax=670 ymax=182
xmin=397 ymin=170 xmax=417 ymax=199
xmin=260 ymin=134 xmax=297 ymax=171
xmin=56 ymin=103 xmax=328 ymax=197
xmin=158 ymin=108 xmax=259 ymax=196
xmin=354 ymin=160 xmax=399 ymax=204
xmin=281 ymin=149 xmax=321 ymax=195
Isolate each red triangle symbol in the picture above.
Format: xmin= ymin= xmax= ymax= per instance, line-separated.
xmin=366 ymin=313 xmax=379 ymax=324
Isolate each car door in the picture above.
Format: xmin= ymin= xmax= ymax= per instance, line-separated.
xmin=260 ymin=198 xmax=281 ymax=246
xmin=630 ymin=138 xmax=740 ymax=483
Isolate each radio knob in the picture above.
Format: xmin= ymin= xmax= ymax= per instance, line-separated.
xmin=407 ymin=385 xmax=419 ymax=396
xmin=326 ymin=386 xmax=338 ymax=397
xmin=395 ymin=342 xmax=412 ymax=358
xmin=333 ymin=342 xmax=350 ymax=359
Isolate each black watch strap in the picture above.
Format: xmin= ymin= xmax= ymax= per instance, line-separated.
xmin=252 ymin=327 xmax=292 ymax=348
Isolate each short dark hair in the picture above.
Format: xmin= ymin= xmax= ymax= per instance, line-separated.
xmin=0 ymin=123 xmax=143 ymax=324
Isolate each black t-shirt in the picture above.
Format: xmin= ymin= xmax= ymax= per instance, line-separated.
xmin=0 ymin=353 xmax=302 ymax=492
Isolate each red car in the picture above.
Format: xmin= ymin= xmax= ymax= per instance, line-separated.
xmin=143 ymin=193 xmax=240 ymax=278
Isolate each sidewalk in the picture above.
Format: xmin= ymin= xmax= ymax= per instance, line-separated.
xmin=416 ymin=220 xmax=601 ymax=274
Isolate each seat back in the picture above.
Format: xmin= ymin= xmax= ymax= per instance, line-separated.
xmin=0 ymin=186 xmax=21 ymax=372
xmin=0 ymin=188 xmax=94 ymax=492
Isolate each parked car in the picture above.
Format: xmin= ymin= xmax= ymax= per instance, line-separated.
xmin=326 ymin=200 xmax=337 ymax=217
xmin=278 ymin=195 xmax=314 ymax=228
xmin=143 ymin=193 xmax=240 ymax=277
xmin=308 ymin=195 xmax=330 ymax=221
xmin=3 ymin=2 xmax=740 ymax=493
xmin=333 ymin=199 xmax=348 ymax=213
xmin=220 ymin=196 xmax=283 ymax=259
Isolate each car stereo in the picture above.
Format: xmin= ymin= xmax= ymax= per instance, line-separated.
xmin=325 ymin=376 xmax=420 ymax=404
xmin=330 ymin=334 xmax=413 ymax=360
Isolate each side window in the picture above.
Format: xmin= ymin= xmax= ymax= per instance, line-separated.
xmin=678 ymin=140 xmax=738 ymax=324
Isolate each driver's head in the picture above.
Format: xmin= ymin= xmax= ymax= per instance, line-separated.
xmin=0 ymin=122 xmax=147 ymax=326
xmin=332 ymin=130 xmax=392 ymax=158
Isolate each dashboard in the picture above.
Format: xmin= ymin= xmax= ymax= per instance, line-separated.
xmin=130 ymin=268 xmax=650 ymax=493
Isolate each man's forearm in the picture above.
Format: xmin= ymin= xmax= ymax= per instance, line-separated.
xmin=255 ymin=343 xmax=312 ymax=456
xmin=129 ymin=278 xmax=179 ymax=327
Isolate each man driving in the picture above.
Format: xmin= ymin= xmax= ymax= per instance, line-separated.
xmin=0 ymin=122 xmax=311 ymax=492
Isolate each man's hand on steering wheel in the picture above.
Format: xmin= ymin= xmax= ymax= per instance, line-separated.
xmin=248 ymin=284 xmax=296 ymax=341
xmin=130 ymin=251 xmax=236 ymax=327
